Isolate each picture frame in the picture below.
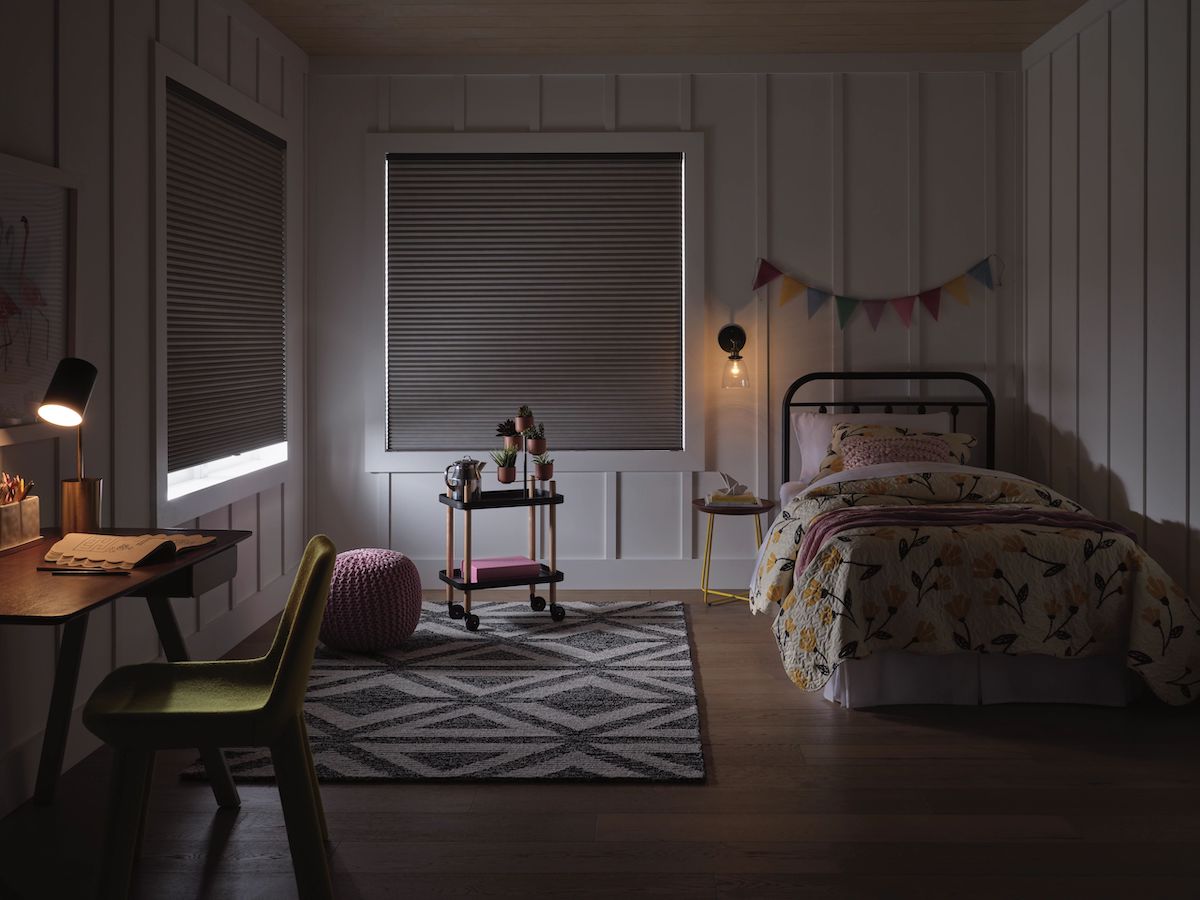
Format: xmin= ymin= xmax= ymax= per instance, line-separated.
xmin=0 ymin=152 xmax=76 ymax=447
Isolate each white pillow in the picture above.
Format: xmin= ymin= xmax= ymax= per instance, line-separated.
xmin=789 ymin=411 xmax=952 ymax=484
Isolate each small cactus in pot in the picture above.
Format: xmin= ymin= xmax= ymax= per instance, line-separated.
xmin=533 ymin=452 xmax=554 ymax=481
xmin=514 ymin=405 xmax=535 ymax=434
xmin=522 ymin=422 xmax=546 ymax=455
xmin=490 ymin=447 xmax=519 ymax=484
xmin=496 ymin=418 xmax=520 ymax=449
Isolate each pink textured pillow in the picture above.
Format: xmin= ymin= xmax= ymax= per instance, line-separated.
xmin=840 ymin=434 xmax=953 ymax=470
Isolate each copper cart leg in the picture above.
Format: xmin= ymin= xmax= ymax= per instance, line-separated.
xmin=463 ymin=507 xmax=478 ymax=631
xmin=701 ymin=513 xmax=715 ymax=605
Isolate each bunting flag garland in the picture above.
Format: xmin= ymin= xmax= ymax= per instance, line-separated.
xmin=778 ymin=276 xmax=807 ymax=306
xmin=752 ymin=258 xmax=784 ymax=290
xmin=835 ymin=296 xmax=858 ymax=329
xmin=943 ymin=274 xmax=971 ymax=305
xmin=807 ymin=288 xmax=830 ymax=319
xmin=919 ymin=288 xmax=941 ymax=321
xmin=893 ymin=295 xmax=916 ymax=328
xmin=752 ymin=255 xmax=1001 ymax=330
xmin=967 ymin=258 xmax=994 ymax=290
xmin=863 ymin=299 xmax=889 ymax=330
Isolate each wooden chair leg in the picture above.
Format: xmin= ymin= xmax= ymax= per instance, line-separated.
xmin=271 ymin=716 xmax=333 ymax=900
xmin=97 ymin=748 xmax=155 ymax=900
xmin=300 ymin=717 xmax=329 ymax=843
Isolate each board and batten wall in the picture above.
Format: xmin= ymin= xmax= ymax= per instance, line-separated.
xmin=307 ymin=56 xmax=1022 ymax=588
xmin=0 ymin=0 xmax=308 ymax=817
xmin=1023 ymin=0 xmax=1199 ymax=600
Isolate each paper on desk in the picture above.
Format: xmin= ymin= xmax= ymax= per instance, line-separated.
xmin=45 ymin=533 xmax=216 ymax=570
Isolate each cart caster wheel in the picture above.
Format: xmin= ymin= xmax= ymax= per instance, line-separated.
xmin=449 ymin=604 xmax=465 ymax=620
xmin=465 ymin=614 xmax=480 ymax=632
xmin=550 ymin=604 xmax=566 ymax=622
xmin=530 ymin=596 xmax=546 ymax=612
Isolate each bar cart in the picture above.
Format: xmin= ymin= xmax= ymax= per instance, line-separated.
xmin=439 ymin=477 xmax=565 ymax=631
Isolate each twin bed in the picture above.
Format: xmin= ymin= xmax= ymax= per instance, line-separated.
xmin=752 ymin=371 xmax=1199 ymax=708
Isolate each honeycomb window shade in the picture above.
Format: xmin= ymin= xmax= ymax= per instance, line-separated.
xmin=385 ymin=152 xmax=683 ymax=452
xmin=165 ymin=80 xmax=287 ymax=473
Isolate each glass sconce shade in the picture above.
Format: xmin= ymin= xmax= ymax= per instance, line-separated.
xmin=717 ymin=323 xmax=749 ymax=389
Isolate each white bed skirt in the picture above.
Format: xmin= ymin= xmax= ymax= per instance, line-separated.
xmin=822 ymin=651 xmax=1137 ymax=708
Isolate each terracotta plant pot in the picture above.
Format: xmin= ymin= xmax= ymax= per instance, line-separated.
xmin=534 ymin=462 xmax=554 ymax=481
xmin=503 ymin=435 xmax=520 ymax=450
xmin=525 ymin=438 xmax=547 ymax=455
xmin=515 ymin=415 xmax=534 ymax=433
xmin=497 ymin=466 xmax=516 ymax=484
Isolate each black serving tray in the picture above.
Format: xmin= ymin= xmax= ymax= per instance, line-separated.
xmin=438 ymin=564 xmax=564 ymax=592
xmin=439 ymin=488 xmax=564 ymax=511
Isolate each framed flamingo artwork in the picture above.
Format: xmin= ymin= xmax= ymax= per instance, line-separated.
xmin=0 ymin=153 xmax=71 ymax=432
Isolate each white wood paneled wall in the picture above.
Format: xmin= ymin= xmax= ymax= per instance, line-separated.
xmin=1024 ymin=0 xmax=1198 ymax=599
xmin=0 ymin=0 xmax=307 ymax=817
xmin=308 ymin=59 xmax=1022 ymax=588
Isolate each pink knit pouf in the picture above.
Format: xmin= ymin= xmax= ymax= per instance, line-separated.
xmin=320 ymin=548 xmax=423 ymax=652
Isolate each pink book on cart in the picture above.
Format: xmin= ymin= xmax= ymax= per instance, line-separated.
xmin=462 ymin=555 xmax=541 ymax=582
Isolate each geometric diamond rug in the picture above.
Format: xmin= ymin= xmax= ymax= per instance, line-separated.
xmin=183 ymin=599 xmax=705 ymax=782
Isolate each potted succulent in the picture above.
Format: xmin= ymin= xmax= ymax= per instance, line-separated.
xmin=490 ymin=447 xmax=519 ymax=484
xmin=533 ymin=452 xmax=554 ymax=481
xmin=514 ymin=405 xmax=535 ymax=434
xmin=523 ymin=422 xmax=547 ymax=455
xmin=496 ymin=418 xmax=520 ymax=449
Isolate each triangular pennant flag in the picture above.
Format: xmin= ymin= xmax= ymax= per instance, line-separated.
xmin=919 ymin=288 xmax=941 ymax=320
xmin=779 ymin=276 xmax=807 ymax=306
xmin=806 ymin=288 xmax=830 ymax=319
xmin=863 ymin=300 xmax=888 ymax=330
xmin=967 ymin=257 xmax=994 ymax=290
xmin=891 ymin=295 xmax=916 ymax=328
xmin=944 ymin=274 xmax=971 ymax=305
xmin=752 ymin=258 xmax=784 ymax=290
xmin=835 ymin=296 xmax=859 ymax=329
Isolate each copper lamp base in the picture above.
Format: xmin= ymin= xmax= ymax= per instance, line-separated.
xmin=61 ymin=478 xmax=102 ymax=534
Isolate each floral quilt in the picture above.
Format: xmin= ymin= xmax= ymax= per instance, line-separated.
xmin=751 ymin=465 xmax=1200 ymax=705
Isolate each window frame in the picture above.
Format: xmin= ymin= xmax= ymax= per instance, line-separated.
xmin=153 ymin=43 xmax=303 ymax=526
xmin=363 ymin=131 xmax=705 ymax=474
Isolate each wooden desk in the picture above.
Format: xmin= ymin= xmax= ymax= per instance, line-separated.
xmin=0 ymin=528 xmax=252 ymax=806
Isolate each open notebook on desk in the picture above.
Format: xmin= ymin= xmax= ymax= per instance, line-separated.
xmin=42 ymin=533 xmax=217 ymax=571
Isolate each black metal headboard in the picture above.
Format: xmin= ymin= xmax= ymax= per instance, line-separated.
xmin=781 ymin=371 xmax=996 ymax=479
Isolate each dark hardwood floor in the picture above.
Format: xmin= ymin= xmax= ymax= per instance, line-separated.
xmin=2 ymin=589 xmax=1200 ymax=898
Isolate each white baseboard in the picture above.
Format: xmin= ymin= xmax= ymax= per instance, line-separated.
xmin=411 ymin=556 xmax=757 ymax=590
xmin=0 ymin=571 xmax=295 ymax=819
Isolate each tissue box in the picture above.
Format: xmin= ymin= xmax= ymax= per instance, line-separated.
xmin=0 ymin=496 xmax=40 ymax=551
xmin=462 ymin=555 xmax=541 ymax=583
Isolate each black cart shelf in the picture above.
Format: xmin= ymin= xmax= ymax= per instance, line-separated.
xmin=439 ymin=480 xmax=565 ymax=631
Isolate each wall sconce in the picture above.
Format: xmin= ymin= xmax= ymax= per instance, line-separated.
xmin=38 ymin=357 xmax=101 ymax=534
xmin=718 ymin=324 xmax=749 ymax=389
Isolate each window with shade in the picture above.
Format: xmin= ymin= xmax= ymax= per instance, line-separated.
xmin=384 ymin=152 xmax=684 ymax=452
xmin=163 ymin=80 xmax=288 ymax=499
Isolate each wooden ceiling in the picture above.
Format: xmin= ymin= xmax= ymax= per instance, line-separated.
xmin=248 ymin=1 xmax=1089 ymax=56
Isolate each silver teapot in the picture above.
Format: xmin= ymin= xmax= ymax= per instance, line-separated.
xmin=444 ymin=456 xmax=486 ymax=501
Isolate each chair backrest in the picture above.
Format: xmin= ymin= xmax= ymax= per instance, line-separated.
xmin=262 ymin=534 xmax=337 ymax=722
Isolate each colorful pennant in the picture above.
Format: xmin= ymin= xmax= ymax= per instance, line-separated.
xmin=835 ymin=296 xmax=858 ymax=329
xmin=779 ymin=276 xmax=807 ymax=306
xmin=863 ymin=300 xmax=888 ymax=330
xmin=755 ymin=256 xmax=1000 ymax=330
xmin=807 ymin=288 xmax=831 ymax=319
xmin=919 ymin=288 xmax=941 ymax=321
xmin=752 ymin=258 xmax=784 ymax=290
xmin=944 ymin=274 xmax=971 ymax=305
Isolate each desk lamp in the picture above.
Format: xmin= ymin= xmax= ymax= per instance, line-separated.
xmin=38 ymin=357 xmax=100 ymax=533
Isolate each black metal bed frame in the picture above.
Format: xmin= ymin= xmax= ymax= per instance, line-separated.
xmin=781 ymin=371 xmax=997 ymax=480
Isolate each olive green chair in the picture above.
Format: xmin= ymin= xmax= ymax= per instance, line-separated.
xmin=83 ymin=534 xmax=337 ymax=900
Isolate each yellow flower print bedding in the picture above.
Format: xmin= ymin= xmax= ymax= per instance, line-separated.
xmin=751 ymin=466 xmax=1200 ymax=704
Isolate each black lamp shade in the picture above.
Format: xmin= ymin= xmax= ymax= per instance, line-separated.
xmin=38 ymin=357 xmax=98 ymax=428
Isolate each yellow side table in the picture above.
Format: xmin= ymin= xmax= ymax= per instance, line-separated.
xmin=692 ymin=497 xmax=777 ymax=606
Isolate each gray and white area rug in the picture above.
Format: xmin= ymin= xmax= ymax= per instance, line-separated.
xmin=186 ymin=599 xmax=704 ymax=782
